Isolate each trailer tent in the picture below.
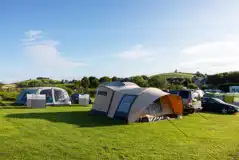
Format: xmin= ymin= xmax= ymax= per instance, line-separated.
xmin=91 ymin=82 xmax=183 ymax=123
xmin=16 ymin=87 xmax=71 ymax=106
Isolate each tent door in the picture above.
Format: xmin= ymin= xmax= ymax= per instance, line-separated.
xmin=53 ymin=89 xmax=67 ymax=104
xmin=40 ymin=89 xmax=54 ymax=104
xmin=114 ymin=95 xmax=137 ymax=121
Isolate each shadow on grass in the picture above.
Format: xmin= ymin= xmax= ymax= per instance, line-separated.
xmin=200 ymin=110 xmax=238 ymax=115
xmin=6 ymin=111 xmax=125 ymax=128
xmin=0 ymin=103 xmax=89 ymax=109
xmin=0 ymin=106 xmax=30 ymax=109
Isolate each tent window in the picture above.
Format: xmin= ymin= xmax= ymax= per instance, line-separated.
xmin=98 ymin=91 xmax=107 ymax=96
xmin=114 ymin=95 xmax=137 ymax=120
xmin=54 ymin=89 xmax=65 ymax=102
xmin=146 ymin=102 xmax=163 ymax=115
xmin=179 ymin=91 xmax=190 ymax=99
xmin=40 ymin=89 xmax=53 ymax=103
xmin=19 ymin=90 xmax=37 ymax=101
xmin=169 ymin=90 xmax=178 ymax=95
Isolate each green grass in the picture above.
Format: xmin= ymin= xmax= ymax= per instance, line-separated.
xmin=1 ymin=106 xmax=239 ymax=160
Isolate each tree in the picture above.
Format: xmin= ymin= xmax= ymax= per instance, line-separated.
xmin=130 ymin=76 xmax=149 ymax=87
xmin=88 ymin=76 xmax=95 ymax=83
xmin=75 ymin=80 xmax=81 ymax=91
xmin=195 ymin=71 xmax=203 ymax=77
xmin=169 ymin=84 xmax=184 ymax=90
xmin=37 ymin=77 xmax=50 ymax=80
xmin=91 ymin=79 xmax=100 ymax=88
xmin=188 ymin=83 xmax=198 ymax=89
xmin=201 ymin=84 xmax=208 ymax=90
xmin=81 ymin=77 xmax=89 ymax=88
xmin=28 ymin=80 xmax=42 ymax=87
xmin=88 ymin=76 xmax=99 ymax=88
xmin=0 ymin=83 xmax=3 ymax=89
xmin=112 ymin=76 xmax=120 ymax=82
xmin=167 ymin=77 xmax=186 ymax=85
xmin=141 ymin=75 xmax=149 ymax=81
xmin=120 ymin=78 xmax=130 ymax=82
xmin=70 ymin=79 xmax=77 ymax=84
xmin=63 ymin=80 xmax=69 ymax=84
xmin=148 ymin=76 xmax=167 ymax=88
xmin=99 ymin=76 xmax=111 ymax=83
xmin=207 ymin=72 xmax=239 ymax=86
xmin=183 ymin=78 xmax=192 ymax=87
xmin=88 ymin=76 xmax=96 ymax=88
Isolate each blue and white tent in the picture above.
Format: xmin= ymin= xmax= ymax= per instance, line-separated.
xmin=16 ymin=87 xmax=71 ymax=106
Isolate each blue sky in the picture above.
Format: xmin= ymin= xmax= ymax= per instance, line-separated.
xmin=1 ymin=0 xmax=239 ymax=83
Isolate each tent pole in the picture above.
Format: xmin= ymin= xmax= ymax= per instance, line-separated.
xmin=197 ymin=112 xmax=209 ymax=120
xmin=167 ymin=119 xmax=188 ymax=138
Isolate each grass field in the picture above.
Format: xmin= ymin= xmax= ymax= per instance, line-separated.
xmin=1 ymin=106 xmax=239 ymax=160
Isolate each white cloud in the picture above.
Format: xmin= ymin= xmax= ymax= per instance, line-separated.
xmin=114 ymin=44 xmax=156 ymax=60
xmin=22 ymin=30 xmax=43 ymax=42
xmin=22 ymin=30 xmax=85 ymax=72
xmin=179 ymin=38 xmax=239 ymax=74
xmin=26 ymin=30 xmax=43 ymax=37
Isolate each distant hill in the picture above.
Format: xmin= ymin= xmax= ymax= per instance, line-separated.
xmin=0 ymin=84 xmax=18 ymax=92
xmin=14 ymin=79 xmax=62 ymax=88
xmin=3 ymin=72 xmax=195 ymax=86
xmin=151 ymin=72 xmax=194 ymax=79
xmin=1 ymin=71 xmax=238 ymax=94
xmin=1 ymin=84 xmax=17 ymax=89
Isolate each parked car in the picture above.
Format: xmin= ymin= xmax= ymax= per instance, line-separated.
xmin=162 ymin=89 xmax=169 ymax=93
xmin=71 ymin=94 xmax=92 ymax=104
xmin=202 ymin=97 xmax=239 ymax=114
xmin=169 ymin=90 xmax=202 ymax=113
xmin=204 ymin=89 xmax=223 ymax=93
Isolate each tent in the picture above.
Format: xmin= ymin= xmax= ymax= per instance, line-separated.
xmin=16 ymin=87 xmax=71 ymax=106
xmin=195 ymin=89 xmax=204 ymax=98
xmin=224 ymin=93 xmax=239 ymax=106
xmin=91 ymin=82 xmax=183 ymax=123
xmin=192 ymin=90 xmax=204 ymax=101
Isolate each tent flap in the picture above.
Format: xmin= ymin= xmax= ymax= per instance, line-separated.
xmin=162 ymin=95 xmax=183 ymax=115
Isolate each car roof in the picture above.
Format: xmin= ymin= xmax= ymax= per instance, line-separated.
xmin=170 ymin=90 xmax=192 ymax=92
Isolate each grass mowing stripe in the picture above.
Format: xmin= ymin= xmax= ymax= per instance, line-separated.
xmin=1 ymin=106 xmax=239 ymax=160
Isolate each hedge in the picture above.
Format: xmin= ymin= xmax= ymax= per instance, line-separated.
xmin=218 ymin=83 xmax=239 ymax=92
xmin=0 ymin=91 xmax=19 ymax=101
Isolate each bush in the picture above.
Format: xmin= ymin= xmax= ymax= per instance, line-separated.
xmin=169 ymin=85 xmax=184 ymax=90
xmin=148 ymin=76 xmax=167 ymax=88
xmin=76 ymin=88 xmax=97 ymax=97
xmin=88 ymin=89 xmax=97 ymax=97
xmin=207 ymin=72 xmax=239 ymax=86
xmin=218 ymin=83 xmax=239 ymax=92
xmin=0 ymin=91 xmax=19 ymax=101
xmin=201 ymin=85 xmax=208 ymax=90
xmin=130 ymin=76 xmax=149 ymax=87
xmin=188 ymin=83 xmax=198 ymax=89
xmin=0 ymin=101 xmax=7 ymax=106
xmin=52 ymin=85 xmax=74 ymax=95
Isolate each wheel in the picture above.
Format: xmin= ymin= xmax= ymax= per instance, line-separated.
xmin=189 ymin=109 xmax=195 ymax=114
xmin=221 ymin=108 xmax=228 ymax=114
